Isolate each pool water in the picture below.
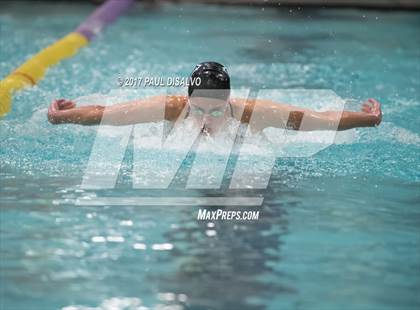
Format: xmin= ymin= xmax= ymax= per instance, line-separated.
xmin=1 ymin=2 xmax=419 ymax=309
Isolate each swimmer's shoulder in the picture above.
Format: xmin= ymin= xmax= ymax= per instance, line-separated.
xmin=129 ymin=95 xmax=187 ymax=122
xmin=163 ymin=95 xmax=188 ymax=121
xmin=230 ymin=97 xmax=260 ymax=123
xmin=125 ymin=95 xmax=186 ymax=122
xmin=230 ymin=97 xmax=287 ymax=123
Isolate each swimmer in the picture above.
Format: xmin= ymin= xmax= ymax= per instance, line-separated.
xmin=47 ymin=61 xmax=382 ymax=135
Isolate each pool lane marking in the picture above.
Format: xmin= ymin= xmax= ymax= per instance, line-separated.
xmin=0 ymin=0 xmax=135 ymax=117
xmin=11 ymin=72 xmax=36 ymax=86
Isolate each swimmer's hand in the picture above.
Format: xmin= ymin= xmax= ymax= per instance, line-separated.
xmin=361 ymin=98 xmax=382 ymax=126
xmin=48 ymin=99 xmax=76 ymax=124
xmin=47 ymin=99 xmax=104 ymax=125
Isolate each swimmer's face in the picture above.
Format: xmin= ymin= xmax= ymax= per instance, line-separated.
xmin=188 ymin=97 xmax=229 ymax=135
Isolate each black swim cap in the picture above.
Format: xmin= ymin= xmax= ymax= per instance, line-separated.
xmin=188 ymin=61 xmax=230 ymax=101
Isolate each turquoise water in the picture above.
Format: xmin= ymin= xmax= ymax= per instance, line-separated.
xmin=1 ymin=2 xmax=420 ymax=309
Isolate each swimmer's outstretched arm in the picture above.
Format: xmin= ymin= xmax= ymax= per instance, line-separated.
xmin=48 ymin=96 xmax=184 ymax=125
xmin=246 ymin=98 xmax=382 ymax=131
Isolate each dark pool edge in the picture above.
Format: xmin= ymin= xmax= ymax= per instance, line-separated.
xmin=10 ymin=0 xmax=420 ymax=11
xmin=168 ymin=0 xmax=420 ymax=11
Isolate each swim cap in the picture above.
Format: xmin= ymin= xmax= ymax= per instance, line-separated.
xmin=188 ymin=61 xmax=230 ymax=101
